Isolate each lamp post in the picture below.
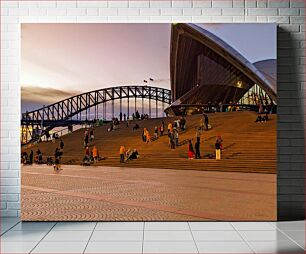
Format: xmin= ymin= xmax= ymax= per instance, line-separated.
xmin=145 ymin=78 xmax=154 ymax=118
xmin=142 ymin=81 xmax=145 ymax=115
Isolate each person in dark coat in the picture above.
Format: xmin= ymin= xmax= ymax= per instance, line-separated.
xmin=195 ymin=140 xmax=201 ymax=159
xmin=54 ymin=148 xmax=62 ymax=171
xmin=84 ymin=134 xmax=89 ymax=147
xmin=29 ymin=150 xmax=34 ymax=165
xmin=128 ymin=149 xmax=139 ymax=160
xmin=181 ymin=117 xmax=186 ymax=131
xmin=60 ymin=139 xmax=64 ymax=150
xmin=22 ymin=152 xmax=28 ymax=165
xmin=170 ymin=131 xmax=175 ymax=149
xmin=204 ymin=114 xmax=209 ymax=130
xmin=45 ymin=131 xmax=50 ymax=141
xmin=133 ymin=123 xmax=139 ymax=131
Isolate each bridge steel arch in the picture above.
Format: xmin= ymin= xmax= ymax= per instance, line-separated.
xmin=21 ymin=85 xmax=172 ymax=144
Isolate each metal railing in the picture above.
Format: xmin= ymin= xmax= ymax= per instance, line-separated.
xmin=166 ymin=103 xmax=277 ymax=116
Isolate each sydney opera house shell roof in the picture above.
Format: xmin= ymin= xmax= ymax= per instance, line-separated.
xmin=169 ymin=23 xmax=276 ymax=108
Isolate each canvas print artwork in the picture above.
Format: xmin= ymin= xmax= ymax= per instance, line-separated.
xmin=21 ymin=23 xmax=277 ymax=221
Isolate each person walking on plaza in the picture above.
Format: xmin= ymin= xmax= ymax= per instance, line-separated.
xmin=119 ymin=145 xmax=126 ymax=163
xmin=215 ymin=139 xmax=221 ymax=160
xmin=54 ymin=147 xmax=62 ymax=172
xmin=188 ymin=139 xmax=195 ymax=159
xmin=195 ymin=139 xmax=201 ymax=159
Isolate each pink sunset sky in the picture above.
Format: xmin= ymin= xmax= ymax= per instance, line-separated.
xmin=21 ymin=23 xmax=276 ymax=112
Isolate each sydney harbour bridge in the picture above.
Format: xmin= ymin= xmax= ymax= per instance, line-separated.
xmin=21 ymin=85 xmax=172 ymax=145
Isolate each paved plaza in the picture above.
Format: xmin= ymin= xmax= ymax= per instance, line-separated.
xmin=21 ymin=165 xmax=276 ymax=221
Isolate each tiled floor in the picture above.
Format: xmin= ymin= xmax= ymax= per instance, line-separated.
xmin=0 ymin=218 xmax=304 ymax=253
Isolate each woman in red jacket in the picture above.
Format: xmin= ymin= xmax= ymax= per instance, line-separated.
xmin=188 ymin=139 xmax=195 ymax=159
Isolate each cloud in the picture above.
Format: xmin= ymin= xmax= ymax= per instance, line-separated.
xmin=21 ymin=86 xmax=80 ymax=104
xmin=21 ymin=86 xmax=169 ymax=118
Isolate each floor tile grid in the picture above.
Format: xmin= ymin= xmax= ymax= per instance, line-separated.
xmin=273 ymin=220 xmax=305 ymax=249
xmin=141 ymin=221 xmax=145 ymax=254
xmin=1 ymin=221 xmax=305 ymax=254
xmin=143 ymin=222 xmax=198 ymax=254
xmin=187 ymin=222 xmax=200 ymax=254
xmin=85 ymin=222 xmax=144 ymax=254
xmin=0 ymin=221 xmax=20 ymax=236
xmin=82 ymin=222 xmax=98 ymax=254
xmin=268 ymin=222 xmax=277 ymax=229
xmin=229 ymin=222 xmax=256 ymax=254
xmin=29 ymin=222 xmax=57 ymax=254
xmin=234 ymin=221 xmax=305 ymax=251
xmin=275 ymin=227 xmax=305 ymax=251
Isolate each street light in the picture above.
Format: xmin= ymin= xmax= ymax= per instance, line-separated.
xmin=147 ymin=78 xmax=156 ymax=118
xmin=143 ymin=78 xmax=155 ymax=117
